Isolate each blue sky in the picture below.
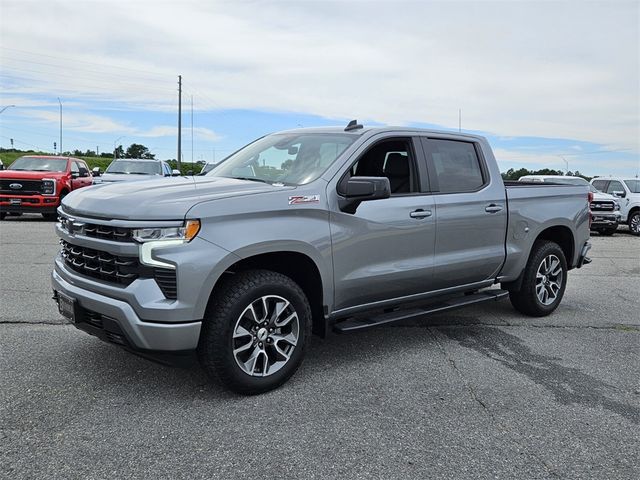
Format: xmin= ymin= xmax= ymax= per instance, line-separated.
xmin=1 ymin=0 xmax=638 ymax=176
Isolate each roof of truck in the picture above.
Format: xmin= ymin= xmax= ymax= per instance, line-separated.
xmin=276 ymin=125 xmax=486 ymax=141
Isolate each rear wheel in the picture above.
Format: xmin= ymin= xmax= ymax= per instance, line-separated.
xmin=509 ymin=240 xmax=567 ymax=317
xmin=0 ymin=212 xmax=6 ymax=220
xmin=629 ymin=212 xmax=640 ymax=236
xmin=198 ymin=270 xmax=311 ymax=395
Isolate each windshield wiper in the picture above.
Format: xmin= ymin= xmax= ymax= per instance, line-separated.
xmin=227 ymin=176 xmax=274 ymax=185
xmin=128 ymin=172 xmax=153 ymax=175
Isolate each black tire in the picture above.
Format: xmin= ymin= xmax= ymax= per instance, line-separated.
xmin=42 ymin=192 xmax=67 ymax=220
xmin=0 ymin=212 xmax=6 ymax=220
xmin=629 ymin=211 xmax=640 ymax=236
xmin=198 ymin=270 xmax=312 ymax=395
xmin=509 ymin=240 xmax=568 ymax=317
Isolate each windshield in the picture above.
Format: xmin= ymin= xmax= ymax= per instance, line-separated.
xmin=106 ymin=161 xmax=161 ymax=175
xmin=624 ymin=179 xmax=640 ymax=193
xmin=208 ymin=133 xmax=356 ymax=185
xmin=8 ymin=156 xmax=68 ymax=172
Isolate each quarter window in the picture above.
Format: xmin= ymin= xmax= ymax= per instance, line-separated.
xmin=426 ymin=139 xmax=484 ymax=193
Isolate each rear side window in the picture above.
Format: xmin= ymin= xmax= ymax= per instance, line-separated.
xmin=426 ymin=139 xmax=484 ymax=193
xmin=591 ymin=180 xmax=607 ymax=192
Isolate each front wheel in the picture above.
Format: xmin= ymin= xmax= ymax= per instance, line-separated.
xmin=509 ymin=240 xmax=568 ymax=317
xmin=629 ymin=212 xmax=640 ymax=236
xmin=198 ymin=270 xmax=311 ymax=395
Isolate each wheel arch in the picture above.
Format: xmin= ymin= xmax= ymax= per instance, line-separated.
xmin=205 ymin=249 xmax=329 ymax=337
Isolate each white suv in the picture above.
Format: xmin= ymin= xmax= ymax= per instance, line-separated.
xmin=591 ymin=177 xmax=640 ymax=235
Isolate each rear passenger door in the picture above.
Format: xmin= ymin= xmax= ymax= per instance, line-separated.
xmin=420 ymin=137 xmax=507 ymax=290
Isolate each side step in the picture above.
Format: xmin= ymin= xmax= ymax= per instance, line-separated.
xmin=333 ymin=289 xmax=509 ymax=333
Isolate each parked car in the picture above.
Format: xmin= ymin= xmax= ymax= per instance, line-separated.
xmin=590 ymin=176 xmax=640 ymax=235
xmin=519 ymin=175 xmax=621 ymax=235
xmin=93 ymin=159 xmax=179 ymax=183
xmin=52 ymin=123 xmax=591 ymax=394
xmin=0 ymin=155 xmax=92 ymax=220
xmin=0 ymin=158 xmax=4 ymax=170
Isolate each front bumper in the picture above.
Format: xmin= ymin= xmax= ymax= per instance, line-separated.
xmin=52 ymin=266 xmax=202 ymax=352
xmin=590 ymin=212 xmax=620 ymax=229
xmin=0 ymin=194 xmax=59 ymax=214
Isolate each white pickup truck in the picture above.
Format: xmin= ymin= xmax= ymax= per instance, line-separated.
xmin=591 ymin=176 xmax=640 ymax=235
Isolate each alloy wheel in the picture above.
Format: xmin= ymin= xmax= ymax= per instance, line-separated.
xmin=232 ymin=295 xmax=299 ymax=377
xmin=535 ymin=254 xmax=563 ymax=306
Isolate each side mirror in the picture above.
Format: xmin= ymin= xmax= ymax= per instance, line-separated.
xmin=92 ymin=167 xmax=101 ymax=177
xmin=338 ymin=176 xmax=391 ymax=214
xmin=612 ymin=190 xmax=626 ymax=198
xmin=71 ymin=172 xmax=79 ymax=179
xmin=171 ymin=169 xmax=181 ymax=177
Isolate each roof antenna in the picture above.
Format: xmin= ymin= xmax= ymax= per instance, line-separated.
xmin=344 ymin=119 xmax=363 ymax=131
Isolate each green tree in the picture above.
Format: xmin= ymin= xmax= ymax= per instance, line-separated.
xmin=125 ymin=143 xmax=155 ymax=159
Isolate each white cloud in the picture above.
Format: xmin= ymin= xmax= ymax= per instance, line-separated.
xmin=1 ymin=0 xmax=638 ymax=153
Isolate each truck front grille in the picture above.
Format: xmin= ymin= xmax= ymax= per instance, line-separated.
xmin=60 ymin=240 xmax=177 ymax=298
xmin=0 ymin=179 xmax=43 ymax=195
xmin=590 ymin=201 xmax=615 ymax=212
xmin=83 ymin=223 xmax=133 ymax=242
xmin=60 ymin=240 xmax=139 ymax=285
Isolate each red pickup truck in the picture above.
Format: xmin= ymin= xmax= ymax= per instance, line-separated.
xmin=0 ymin=156 xmax=93 ymax=220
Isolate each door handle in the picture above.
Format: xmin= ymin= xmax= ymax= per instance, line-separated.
xmin=410 ymin=209 xmax=432 ymax=219
xmin=485 ymin=204 xmax=503 ymax=213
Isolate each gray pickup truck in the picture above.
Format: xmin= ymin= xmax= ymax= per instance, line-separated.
xmin=52 ymin=122 xmax=592 ymax=394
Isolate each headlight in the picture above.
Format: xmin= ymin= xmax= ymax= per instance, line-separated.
xmin=135 ymin=220 xmax=200 ymax=269
xmin=41 ymin=179 xmax=56 ymax=195
xmin=133 ymin=219 xmax=200 ymax=243
xmin=614 ymin=202 xmax=620 ymax=211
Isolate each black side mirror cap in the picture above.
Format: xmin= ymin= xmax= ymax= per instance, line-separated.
xmin=338 ymin=176 xmax=391 ymax=213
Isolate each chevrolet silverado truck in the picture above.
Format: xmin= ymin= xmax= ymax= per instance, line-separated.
xmin=52 ymin=123 xmax=592 ymax=394
xmin=0 ymin=155 xmax=93 ymax=220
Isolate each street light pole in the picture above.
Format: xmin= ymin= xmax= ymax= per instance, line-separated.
xmin=0 ymin=104 xmax=16 ymax=115
xmin=57 ymin=98 xmax=63 ymax=156
xmin=113 ymin=136 xmax=125 ymax=160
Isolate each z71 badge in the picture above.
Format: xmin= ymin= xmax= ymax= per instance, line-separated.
xmin=288 ymin=195 xmax=320 ymax=205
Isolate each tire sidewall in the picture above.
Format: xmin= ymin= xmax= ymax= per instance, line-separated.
xmin=202 ymin=272 xmax=311 ymax=394
xmin=629 ymin=212 xmax=640 ymax=236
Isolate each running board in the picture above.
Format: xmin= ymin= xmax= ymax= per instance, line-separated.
xmin=333 ymin=289 xmax=509 ymax=333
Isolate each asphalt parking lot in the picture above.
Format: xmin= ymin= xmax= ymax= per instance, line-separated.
xmin=1 ymin=214 xmax=639 ymax=479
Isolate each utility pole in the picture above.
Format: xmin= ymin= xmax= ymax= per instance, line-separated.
xmin=177 ymin=75 xmax=182 ymax=170
xmin=96 ymin=146 xmax=99 ymax=156
xmin=58 ymin=97 xmax=63 ymax=155
xmin=190 ymin=94 xmax=194 ymax=167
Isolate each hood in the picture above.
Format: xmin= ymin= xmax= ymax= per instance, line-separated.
xmin=592 ymin=191 xmax=617 ymax=201
xmin=62 ymin=176 xmax=289 ymax=220
xmin=0 ymin=170 xmax=67 ymax=180
xmin=95 ymin=173 xmax=162 ymax=183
